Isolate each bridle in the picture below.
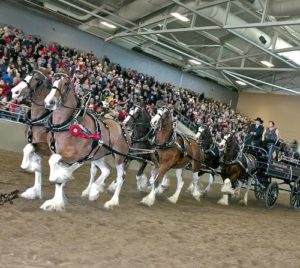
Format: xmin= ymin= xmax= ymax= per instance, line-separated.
xmin=50 ymin=73 xmax=72 ymax=107
xmin=152 ymin=106 xmax=171 ymax=130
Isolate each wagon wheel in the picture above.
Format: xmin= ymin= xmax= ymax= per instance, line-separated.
xmin=264 ymin=181 xmax=278 ymax=209
xmin=290 ymin=178 xmax=300 ymax=210
xmin=254 ymin=178 xmax=267 ymax=201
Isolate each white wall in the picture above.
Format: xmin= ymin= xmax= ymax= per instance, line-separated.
xmin=0 ymin=1 xmax=238 ymax=107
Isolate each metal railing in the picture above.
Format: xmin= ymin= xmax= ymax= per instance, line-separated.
xmin=173 ymin=109 xmax=198 ymax=132
xmin=0 ymin=101 xmax=29 ymax=123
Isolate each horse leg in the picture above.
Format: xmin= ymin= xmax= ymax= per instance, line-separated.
xmin=104 ymin=161 xmax=125 ymax=209
xmin=168 ymin=169 xmax=184 ymax=204
xmin=204 ymin=174 xmax=215 ymax=195
xmin=233 ymin=181 xmax=243 ymax=200
xmin=136 ymin=161 xmax=149 ymax=192
xmin=40 ymin=183 xmax=66 ymax=211
xmin=156 ymin=175 xmax=169 ymax=195
xmin=218 ymin=178 xmax=235 ymax=206
xmin=20 ymin=144 xmax=43 ymax=199
xmin=40 ymin=154 xmax=82 ymax=211
xmin=191 ymin=172 xmax=201 ymax=201
xmin=81 ymin=162 xmax=97 ymax=198
xmin=88 ymin=158 xmax=111 ymax=201
xmin=141 ymin=164 xmax=170 ymax=207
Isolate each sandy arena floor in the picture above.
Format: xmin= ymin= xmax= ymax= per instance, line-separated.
xmin=1 ymin=149 xmax=300 ymax=268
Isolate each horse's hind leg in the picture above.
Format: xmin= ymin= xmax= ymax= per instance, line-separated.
xmin=81 ymin=162 xmax=97 ymax=198
xmin=204 ymin=174 xmax=215 ymax=195
xmin=168 ymin=169 xmax=184 ymax=204
xmin=88 ymin=158 xmax=111 ymax=201
xmin=191 ymin=172 xmax=201 ymax=201
xmin=20 ymin=144 xmax=42 ymax=199
xmin=241 ymin=176 xmax=254 ymax=206
xmin=136 ymin=161 xmax=149 ymax=192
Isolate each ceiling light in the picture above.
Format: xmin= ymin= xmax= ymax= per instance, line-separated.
xmin=236 ymin=80 xmax=247 ymax=86
xmin=188 ymin=59 xmax=202 ymax=65
xmin=170 ymin=12 xmax=190 ymax=22
xmin=260 ymin=60 xmax=274 ymax=68
xmin=101 ymin=21 xmax=117 ymax=29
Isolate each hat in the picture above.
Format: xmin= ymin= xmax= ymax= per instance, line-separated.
xmin=255 ymin=117 xmax=263 ymax=124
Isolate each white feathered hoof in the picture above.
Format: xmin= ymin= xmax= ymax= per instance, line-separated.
xmin=140 ymin=193 xmax=155 ymax=207
xmin=186 ymin=183 xmax=194 ymax=193
xmin=81 ymin=187 xmax=90 ymax=198
xmin=107 ymin=181 xmax=117 ymax=193
xmin=155 ymin=185 xmax=165 ymax=196
xmin=21 ymin=187 xmax=42 ymax=200
xmin=168 ymin=195 xmax=179 ymax=204
xmin=217 ymin=196 xmax=229 ymax=206
xmin=192 ymin=193 xmax=201 ymax=202
xmin=87 ymin=183 xmax=104 ymax=201
xmin=40 ymin=198 xmax=65 ymax=211
xmin=104 ymin=198 xmax=119 ymax=210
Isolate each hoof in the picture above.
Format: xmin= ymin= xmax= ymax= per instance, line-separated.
xmin=40 ymin=199 xmax=65 ymax=211
xmin=88 ymin=183 xmax=104 ymax=201
xmin=21 ymin=187 xmax=42 ymax=200
xmin=81 ymin=188 xmax=90 ymax=198
xmin=168 ymin=195 xmax=178 ymax=204
xmin=104 ymin=199 xmax=119 ymax=209
xmin=192 ymin=192 xmax=201 ymax=202
xmin=217 ymin=198 xmax=228 ymax=206
xmin=140 ymin=195 xmax=155 ymax=207
xmin=107 ymin=181 xmax=117 ymax=193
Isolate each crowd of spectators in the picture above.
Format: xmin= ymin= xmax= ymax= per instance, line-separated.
xmin=0 ymin=25 xmax=251 ymax=136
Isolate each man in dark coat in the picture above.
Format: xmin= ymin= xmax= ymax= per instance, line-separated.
xmin=246 ymin=117 xmax=264 ymax=146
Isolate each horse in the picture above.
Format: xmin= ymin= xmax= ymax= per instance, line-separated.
xmin=123 ymin=104 xmax=169 ymax=193
xmin=192 ymin=126 xmax=220 ymax=195
xmin=11 ymin=69 xmax=107 ymax=208
xmin=11 ymin=68 xmax=52 ymax=199
xmin=43 ymin=72 xmax=131 ymax=210
xmin=218 ymin=133 xmax=256 ymax=206
xmin=140 ymin=106 xmax=205 ymax=207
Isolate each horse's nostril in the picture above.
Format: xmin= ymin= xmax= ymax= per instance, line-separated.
xmin=15 ymin=91 xmax=19 ymax=95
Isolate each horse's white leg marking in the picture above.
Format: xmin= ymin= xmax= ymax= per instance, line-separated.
xmin=89 ymin=158 xmax=111 ymax=201
xmin=191 ymin=172 xmax=201 ymax=201
xmin=217 ymin=193 xmax=229 ymax=206
xmin=136 ymin=174 xmax=149 ymax=192
xmin=48 ymin=154 xmax=81 ymax=183
xmin=82 ymin=162 xmax=97 ymax=198
xmin=168 ymin=169 xmax=184 ymax=204
xmin=20 ymin=144 xmax=43 ymax=199
xmin=40 ymin=183 xmax=66 ymax=211
xmin=204 ymin=174 xmax=214 ymax=194
xmin=104 ymin=164 xmax=124 ymax=209
xmin=156 ymin=175 xmax=169 ymax=195
xmin=141 ymin=183 xmax=156 ymax=207
xmin=221 ymin=178 xmax=235 ymax=195
xmin=21 ymin=144 xmax=35 ymax=169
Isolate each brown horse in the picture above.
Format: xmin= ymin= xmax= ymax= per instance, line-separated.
xmin=218 ymin=133 xmax=256 ymax=206
xmin=43 ymin=73 xmax=131 ymax=210
xmin=11 ymin=69 xmax=105 ymax=206
xmin=141 ymin=106 xmax=205 ymax=206
xmin=11 ymin=68 xmax=51 ymax=199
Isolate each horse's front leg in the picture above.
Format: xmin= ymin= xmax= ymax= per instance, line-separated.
xmin=20 ymin=143 xmax=43 ymax=199
xmin=136 ymin=161 xmax=149 ymax=192
xmin=141 ymin=163 xmax=170 ymax=207
xmin=218 ymin=178 xmax=235 ymax=206
xmin=204 ymin=174 xmax=215 ymax=195
xmin=40 ymin=154 xmax=82 ymax=211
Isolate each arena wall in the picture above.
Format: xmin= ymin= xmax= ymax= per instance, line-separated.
xmin=237 ymin=92 xmax=300 ymax=141
xmin=0 ymin=1 xmax=238 ymax=107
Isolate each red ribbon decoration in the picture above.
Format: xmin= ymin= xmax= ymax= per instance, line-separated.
xmin=69 ymin=124 xmax=100 ymax=140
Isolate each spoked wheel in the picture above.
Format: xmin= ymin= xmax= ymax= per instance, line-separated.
xmin=254 ymin=178 xmax=267 ymax=201
xmin=290 ymin=178 xmax=300 ymax=210
xmin=264 ymin=181 xmax=279 ymax=209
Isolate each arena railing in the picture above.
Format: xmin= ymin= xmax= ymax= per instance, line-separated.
xmin=0 ymin=101 xmax=29 ymax=123
xmin=173 ymin=109 xmax=198 ymax=133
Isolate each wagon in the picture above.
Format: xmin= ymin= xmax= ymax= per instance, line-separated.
xmin=245 ymin=144 xmax=300 ymax=210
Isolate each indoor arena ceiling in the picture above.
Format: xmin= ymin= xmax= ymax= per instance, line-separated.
xmin=10 ymin=0 xmax=300 ymax=94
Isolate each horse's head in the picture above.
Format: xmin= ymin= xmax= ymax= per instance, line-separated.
xmin=44 ymin=73 xmax=71 ymax=110
xmin=219 ymin=133 xmax=231 ymax=149
xmin=223 ymin=133 xmax=241 ymax=160
xmin=11 ymin=70 xmax=47 ymax=101
xmin=123 ymin=105 xmax=142 ymax=126
xmin=195 ymin=126 xmax=212 ymax=150
xmin=150 ymin=106 xmax=170 ymax=129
